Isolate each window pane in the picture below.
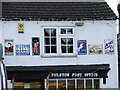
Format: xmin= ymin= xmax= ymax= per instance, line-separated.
xmin=51 ymin=29 xmax=56 ymax=36
xmin=14 ymin=82 xmax=24 ymax=89
xmin=51 ymin=46 xmax=57 ymax=53
xmin=86 ymin=80 xmax=92 ymax=89
xmin=67 ymin=28 xmax=73 ymax=34
xmin=49 ymin=80 xmax=56 ymax=90
xmin=51 ymin=38 xmax=56 ymax=44
xmin=61 ymin=29 xmax=66 ymax=34
xmin=58 ymin=80 xmax=66 ymax=90
xmin=30 ymin=82 xmax=41 ymax=89
xmin=44 ymin=29 xmax=50 ymax=36
xmin=68 ymin=38 xmax=73 ymax=44
xmin=68 ymin=80 xmax=75 ymax=90
xmin=68 ymin=46 xmax=73 ymax=53
xmin=61 ymin=46 xmax=66 ymax=53
xmin=45 ymin=46 xmax=50 ymax=53
xmin=77 ymin=80 xmax=84 ymax=90
xmin=45 ymin=38 xmax=50 ymax=44
xmin=61 ymin=38 xmax=66 ymax=45
xmin=94 ymin=79 xmax=99 ymax=89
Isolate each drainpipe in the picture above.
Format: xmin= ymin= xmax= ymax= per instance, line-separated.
xmin=118 ymin=2 xmax=120 ymax=33
xmin=0 ymin=43 xmax=7 ymax=90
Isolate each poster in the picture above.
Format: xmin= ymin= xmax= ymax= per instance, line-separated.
xmin=16 ymin=44 xmax=30 ymax=55
xmin=18 ymin=22 xmax=24 ymax=33
xmin=5 ymin=39 xmax=14 ymax=55
xmin=104 ymin=39 xmax=114 ymax=54
xmin=89 ymin=44 xmax=103 ymax=55
xmin=77 ymin=40 xmax=87 ymax=55
xmin=32 ymin=37 xmax=40 ymax=55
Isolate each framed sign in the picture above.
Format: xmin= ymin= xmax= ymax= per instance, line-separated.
xmin=89 ymin=44 xmax=103 ymax=55
xmin=16 ymin=44 xmax=30 ymax=55
xmin=77 ymin=40 xmax=87 ymax=55
xmin=104 ymin=39 xmax=114 ymax=54
xmin=18 ymin=22 xmax=24 ymax=33
xmin=5 ymin=39 xmax=14 ymax=55
xmin=32 ymin=37 xmax=40 ymax=55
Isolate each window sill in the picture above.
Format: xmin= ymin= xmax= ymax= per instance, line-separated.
xmin=41 ymin=54 xmax=77 ymax=58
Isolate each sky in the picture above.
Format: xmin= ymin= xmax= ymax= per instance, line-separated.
xmin=105 ymin=0 xmax=119 ymax=16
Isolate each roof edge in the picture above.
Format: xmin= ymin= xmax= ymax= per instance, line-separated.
xmin=0 ymin=0 xmax=105 ymax=2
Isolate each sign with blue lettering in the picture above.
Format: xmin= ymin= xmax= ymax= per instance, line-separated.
xmin=104 ymin=39 xmax=114 ymax=54
xmin=16 ymin=44 xmax=30 ymax=55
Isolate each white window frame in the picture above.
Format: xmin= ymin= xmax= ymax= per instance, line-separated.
xmin=42 ymin=27 xmax=58 ymax=56
xmin=42 ymin=27 xmax=76 ymax=57
xmin=59 ymin=27 xmax=75 ymax=56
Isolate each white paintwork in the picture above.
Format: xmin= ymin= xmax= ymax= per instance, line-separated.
xmin=7 ymin=80 xmax=12 ymax=89
xmin=2 ymin=20 xmax=118 ymax=88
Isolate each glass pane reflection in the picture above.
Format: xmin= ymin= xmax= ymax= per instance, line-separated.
xmin=94 ymin=79 xmax=99 ymax=89
xmin=44 ymin=29 xmax=50 ymax=36
xmin=77 ymin=80 xmax=84 ymax=90
xmin=61 ymin=29 xmax=66 ymax=34
xmin=49 ymin=80 xmax=56 ymax=90
xmin=86 ymin=80 xmax=92 ymax=89
xmin=68 ymin=80 xmax=75 ymax=90
xmin=67 ymin=28 xmax=73 ymax=34
xmin=58 ymin=80 xmax=66 ymax=90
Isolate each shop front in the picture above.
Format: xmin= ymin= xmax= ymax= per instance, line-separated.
xmin=6 ymin=64 xmax=110 ymax=90
xmin=48 ymin=78 xmax=100 ymax=90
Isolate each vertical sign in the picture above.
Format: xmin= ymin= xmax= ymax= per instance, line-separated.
xmin=104 ymin=39 xmax=114 ymax=54
xmin=5 ymin=40 xmax=14 ymax=55
xmin=89 ymin=44 xmax=103 ymax=55
xmin=32 ymin=37 xmax=40 ymax=55
xmin=77 ymin=40 xmax=87 ymax=55
xmin=16 ymin=44 xmax=30 ymax=55
xmin=18 ymin=22 xmax=24 ymax=33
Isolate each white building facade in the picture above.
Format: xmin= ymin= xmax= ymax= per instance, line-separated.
xmin=1 ymin=0 xmax=118 ymax=89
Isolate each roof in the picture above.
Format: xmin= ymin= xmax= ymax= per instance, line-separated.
xmin=2 ymin=1 xmax=116 ymax=21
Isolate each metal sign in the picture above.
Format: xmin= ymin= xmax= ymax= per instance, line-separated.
xmin=16 ymin=44 xmax=30 ymax=55
xmin=104 ymin=39 xmax=114 ymax=54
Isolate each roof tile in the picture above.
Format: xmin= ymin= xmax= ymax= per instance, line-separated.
xmin=2 ymin=2 xmax=116 ymax=21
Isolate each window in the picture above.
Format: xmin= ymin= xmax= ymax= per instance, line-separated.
xmin=77 ymin=80 xmax=84 ymax=89
xmin=43 ymin=27 xmax=75 ymax=56
xmin=94 ymin=79 xmax=100 ymax=89
xmin=44 ymin=28 xmax=57 ymax=54
xmin=68 ymin=80 xmax=75 ymax=90
xmin=48 ymin=79 xmax=100 ymax=90
xmin=86 ymin=80 xmax=92 ymax=89
xmin=58 ymin=80 xmax=66 ymax=90
xmin=14 ymin=82 xmax=24 ymax=89
xmin=61 ymin=38 xmax=73 ymax=53
xmin=13 ymin=81 xmax=42 ymax=90
xmin=49 ymin=80 xmax=56 ymax=90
